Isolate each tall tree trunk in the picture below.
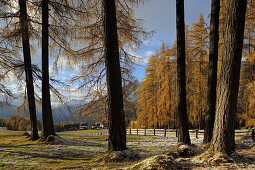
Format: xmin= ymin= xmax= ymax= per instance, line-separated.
xmin=176 ymin=0 xmax=191 ymax=144
xmin=41 ymin=0 xmax=55 ymax=139
xmin=211 ymin=0 xmax=247 ymax=154
xmin=18 ymin=0 xmax=39 ymax=140
xmin=204 ymin=0 xmax=220 ymax=144
xmin=103 ymin=0 xmax=127 ymax=151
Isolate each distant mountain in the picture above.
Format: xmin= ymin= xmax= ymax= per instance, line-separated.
xmin=0 ymin=102 xmax=75 ymax=123
xmin=123 ymin=80 xmax=140 ymax=103
xmin=0 ymin=104 xmax=16 ymax=118
xmin=74 ymin=80 xmax=140 ymax=125
xmin=0 ymin=80 xmax=140 ymax=124
xmin=52 ymin=104 xmax=79 ymax=123
xmin=123 ymin=80 xmax=140 ymax=122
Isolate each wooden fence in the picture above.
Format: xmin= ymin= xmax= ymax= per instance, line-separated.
xmin=126 ymin=128 xmax=255 ymax=140
xmin=59 ymin=128 xmax=255 ymax=141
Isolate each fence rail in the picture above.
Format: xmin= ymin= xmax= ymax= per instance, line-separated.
xmin=126 ymin=128 xmax=255 ymax=140
xmin=59 ymin=128 xmax=255 ymax=141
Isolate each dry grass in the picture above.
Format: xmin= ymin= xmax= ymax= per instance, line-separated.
xmin=0 ymin=130 xmax=255 ymax=169
xmin=64 ymin=129 xmax=108 ymax=133
xmin=0 ymin=130 xmax=104 ymax=169
xmin=0 ymin=130 xmax=155 ymax=169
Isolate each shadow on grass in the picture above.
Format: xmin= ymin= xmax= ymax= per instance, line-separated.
xmin=0 ymin=146 xmax=96 ymax=161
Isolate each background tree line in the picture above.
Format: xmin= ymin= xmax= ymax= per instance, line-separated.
xmin=134 ymin=0 xmax=255 ymax=130
xmin=0 ymin=114 xmax=42 ymax=131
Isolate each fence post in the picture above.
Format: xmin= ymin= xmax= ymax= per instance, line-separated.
xmin=252 ymin=128 xmax=255 ymax=141
xmin=196 ymin=129 xmax=198 ymax=139
xmin=137 ymin=129 xmax=139 ymax=135
xmin=144 ymin=129 xmax=146 ymax=136
xmin=164 ymin=129 xmax=167 ymax=137
xmin=130 ymin=128 xmax=132 ymax=135
xmin=154 ymin=129 xmax=156 ymax=136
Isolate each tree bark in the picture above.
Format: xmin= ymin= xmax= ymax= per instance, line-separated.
xmin=103 ymin=0 xmax=127 ymax=151
xmin=41 ymin=0 xmax=55 ymax=139
xmin=204 ymin=0 xmax=220 ymax=144
xmin=176 ymin=0 xmax=191 ymax=144
xmin=18 ymin=0 xmax=39 ymax=140
xmin=211 ymin=0 xmax=247 ymax=154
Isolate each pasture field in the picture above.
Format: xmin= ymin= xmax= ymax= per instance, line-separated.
xmin=0 ymin=130 xmax=254 ymax=169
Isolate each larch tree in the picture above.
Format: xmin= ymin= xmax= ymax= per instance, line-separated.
xmin=103 ymin=0 xmax=126 ymax=151
xmin=136 ymin=43 xmax=177 ymax=129
xmin=242 ymin=52 xmax=255 ymax=127
xmin=136 ymin=81 xmax=150 ymax=128
xmin=156 ymin=44 xmax=175 ymax=128
xmin=243 ymin=0 xmax=255 ymax=56
xmin=41 ymin=0 xmax=55 ymax=139
xmin=240 ymin=0 xmax=255 ymax=127
xmin=204 ymin=0 xmax=220 ymax=143
xmin=216 ymin=0 xmax=228 ymax=78
xmin=0 ymin=0 xmax=72 ymax=139
xmin=136 ymin=54 xmax=159 ymax=128
xmin=217 ymin=0 xmax=254 ymax=128
xmin=185 ymin=25 xmax=196 ymax=127
xmin=188 ymin=15 xmax=209 ymax=129
xmin=139 ymin=55 xmax=160 ymax=128
xmin=144 ymin=54 xmax=160 ymax=128
xmin=211 ymin=0 xmax=247 ymax=154
xmin=18 ymin=0 xmax=39 ymax=140
xmin=66 ymin=0 xmax=150 ymax=121
xmin=176 ymin=0 xmax=190 ymax=144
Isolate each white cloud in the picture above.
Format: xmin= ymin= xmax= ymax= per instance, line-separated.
xmin=49 ymin=65 xmax=55 ymax=76
xmin=143 ymin=40 xmax=152 ymax=46
xmin=143 ymin=58 xmax=149 ymax=64
xmin=145 ymin=50 xmax=154 ymax=57
xmin=69 ymin=74 xmax=75 ymax=77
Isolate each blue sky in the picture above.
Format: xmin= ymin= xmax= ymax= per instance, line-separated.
xmin=133 ymin=0 xmax=211 ymax=81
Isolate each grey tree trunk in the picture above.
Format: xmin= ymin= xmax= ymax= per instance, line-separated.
xmin=103 ymin=0 xmax=127 ymax=151
xmin=18 ymin=0 xmax=39 ymax=140
xmin=211 ymin=0 xmax=247 ymax=154
xmin=41 ymin=0 xmax=55 ymax=139
xmin=176 ymin=0 xmax=191 ymax=144
xmin=204 ymin=0 xmax=220 ymax=144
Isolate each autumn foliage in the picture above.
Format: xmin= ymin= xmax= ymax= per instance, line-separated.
xmin=0 ymin=114 xmax=42 ymax=131
xmin=135 ymin=0 xmax=255 ymax=129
